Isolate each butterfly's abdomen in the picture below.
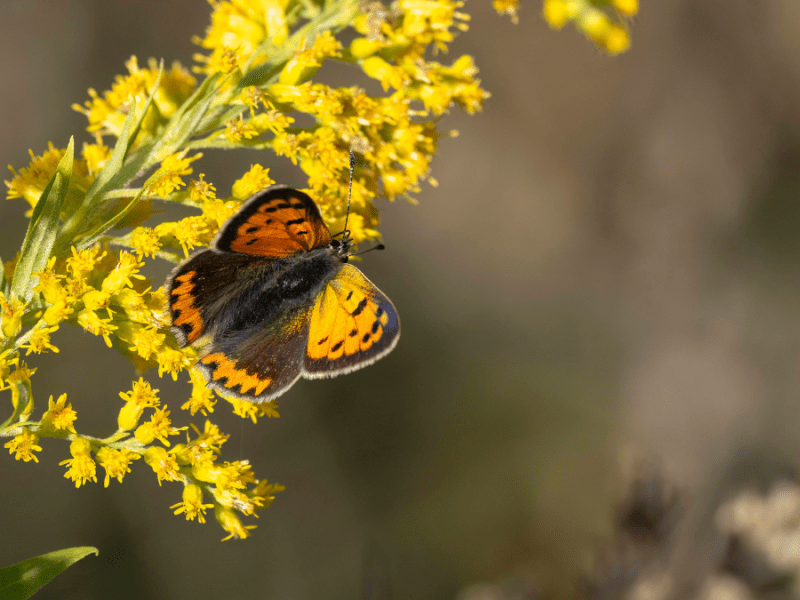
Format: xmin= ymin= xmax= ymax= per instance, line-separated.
xmin=218 ymin=252 xmax=339 ymax=337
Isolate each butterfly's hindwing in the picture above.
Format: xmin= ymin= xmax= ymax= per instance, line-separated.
xmin=215 ymin=186 xmax=332 ymax=257
xmin=168 ymin=250 xmax=272 ymax=346
xmin=198 ymin=305 xmax=313 ymax=401
xmin=304 ymin=264 xmax=400 ymax=378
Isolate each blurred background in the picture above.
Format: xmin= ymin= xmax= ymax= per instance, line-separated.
xmin=3 ymin=1 xmax=800 ymax=599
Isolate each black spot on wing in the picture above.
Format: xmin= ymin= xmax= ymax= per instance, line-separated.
xmin=331 ymin=341 xmax=343 ymax=352
xmin=351 ymin=298 xmax=368 ymax=317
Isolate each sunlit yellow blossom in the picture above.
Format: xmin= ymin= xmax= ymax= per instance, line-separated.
xmin=613 ymin=0 xmax=638 ymax=15
xmin=216 ymin=505 xmax=255 ymax=540
xmin=231 ymin=164 xmax=274 ymax=200
xmin=144 ymin=446 xmax=182 ymax=485
xmin=183 ymin=370 xmax=217 ymax=416
xmin=197 ymin=46 xmax=245 ymax=75
xmin=114 ymin=288 xmax=152 ymax=324
xmin=120 ymin=377 xmax=160 ymax=406
xmin=33 ymin=258 xmax=64 ymax=305
xmin=66 ymin=246 xmax=106 ymax=279
xmin=129 ymin=226 xmax=162 ymax=259
xmin=201 ymin=198 xmax=239 ymax=228
xmin=77 ymin=308 xmax=117 ymax=347
xmin=20 ymin=326 xmax=60 ymax=356
xmin=128 ymin=326 xmax=165 ymax=360
xmin=73 ymin=56 xmax=196 ymax=143
xmin=0 ymin=294 xmax=25 ymax=338
xmin=239 ymin=86 xmax=271 ymax=114
xmin=5 ymin=142 xmax=94 ymax=213
xmin=156 ymin=346 xmax=194 ymax=380
xmin=82 ymin=289 xmax=111 ymax=311
xmin=191 ymin=420 xmax=229 ymax=451
xmin=250 ymin=110 xmax=293 ymax=135
xmin=5 ymin=429 xmax=41 ymax=463
xmin=96 ymin=446 xmax=140 ymax=487
xmin=81 ymin=141 xmax=111 ymax=175
xmin=41 ymin=393 xmax=77 ymax=433
xmin=172 ymin=442 xmax=216 ymax=467
xmin=118 ymin=377 xmax=160 ymax=430
xmin=101 ymin=252 xmax=144 ymax=294
xmin=60 ymin=438 xmax=97 ymax=488
xmin=148 ymin=151 xmax=201 ymax=197
xmin=170 ymin=215 xmax=210 ymax=256
xmin=135 ymin=406 xmax=183 ymax=446
xmin=224 ymin=115 xmax=259 ymax=142
xmin=229 ymin=398 xmax=260 ymax=423
xmin=189 ymin=174 xmax=217 ymax=202
xmin=493 ymin=0 xmax=519 ymax=23
xmin=192 ymin=1 xmax=271 ymax=75
xmin=172 ymin=483 xmax=213 ymax=523
xmin=250 ymin=479 xmax=285 ymax=511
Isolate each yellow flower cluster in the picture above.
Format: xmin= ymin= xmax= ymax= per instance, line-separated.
xmin=5 ymin=0 xmax=626 ymax=540
xmin=5 ymin=141 xmax=109 ymax=215
xmin=72 ymin=56 xmax=196 ymax=145
xmin=542 ymin=0 xmax=637 ymax=54
xmin=186 ymin=0 xmax=488 ymax=243
xmin=493 ymin=0 xmax=519 ymax=24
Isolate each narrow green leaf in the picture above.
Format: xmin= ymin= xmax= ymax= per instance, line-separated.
xmin=83 ymin=98 xmax=138 ymax=206
xmin=0 ymin=546 xmax=98 ymax=600
xmin=11 ymin=137 xmax=74 ymax=301
xmin=126 ymin=60 xmax=163 ymax=158
xmin=74 ymin=184 xmax=151 ymax=249
xmin=0 ymin=252 xmax=7 ymax=294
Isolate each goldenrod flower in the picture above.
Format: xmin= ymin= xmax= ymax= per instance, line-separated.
xmin=118 ymin=377 xmax=160 ymax=430
xmin=493 ymin=0 xmax=519 ymax=23
xmin=189 ymin=174 xmax=217 ymax=203
xmin=172 ymin=483 xmax=213 ymax=523
xmin=127 ymin=326 xmax=166 ymax=360
xmin=60 ymin=438 xmax=97 ymax=488
xmin=0 ymin=294 xmax=25 ymax=338
xmin=96 ymin=446 xmax=140 ymax=487
xmin=5 ymin=429 xmax=42 ymax=462
xmin=77 ymin=308 xmax=117 ymax=347
xmin=41 ymin=394 xmax=77 ymax=433
xmin=129 ymin=227 xmax=162 ymax=259
xmin=135 ymin=406 xmax=183 ymax=446
xmin=73 ymin=56 xmax=196 ymax=144
xmin=182 ymin=370 xmax=217 ymax=416
xmin=144 ymin=446 xmax=182 ymax=485
xmin=215 ymin=505 xmax=255 ymax=540
xmin=224 ymin=115 xmax=259 ymax=142
xmin=155 ymin=346 xmax=194 ymax=380
xmin=231 ymin=164 xmax=274 ymax=200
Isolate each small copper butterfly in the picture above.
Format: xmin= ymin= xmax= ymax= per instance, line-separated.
xmin=167 ymin=184 xmax=400 ymax=402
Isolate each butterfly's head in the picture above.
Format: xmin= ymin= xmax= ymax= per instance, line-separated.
xmin=329 ymin=232 xmax=353 ymax=262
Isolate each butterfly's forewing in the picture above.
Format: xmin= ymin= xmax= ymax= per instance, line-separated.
xmin=215 ymin=186 xmax=332 ymax=257
xmin=304 ymin=264 xmax=400 ymax=377
xmin=169 ymin=250 xmax=268 ymax=346
xmin=197 ymin=305 xmax=313 ymax=401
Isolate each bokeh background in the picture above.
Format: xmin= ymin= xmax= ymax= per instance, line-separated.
xmin=3 ymin=1 xmax=800 ymax=599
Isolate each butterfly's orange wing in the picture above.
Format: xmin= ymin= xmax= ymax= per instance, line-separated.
xmin=304 ymin=264 xmax=400 ymax=377
xmin=215 ymin=186 xmax=332 ymax=257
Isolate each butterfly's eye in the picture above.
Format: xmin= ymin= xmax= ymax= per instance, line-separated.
xmin=330 ymin=239 xmax=340 ymax=248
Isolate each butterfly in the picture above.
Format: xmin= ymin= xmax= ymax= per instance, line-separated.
xmin=167 ymin=185 xmax=400 ymax=402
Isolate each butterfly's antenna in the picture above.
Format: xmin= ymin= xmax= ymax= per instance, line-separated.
xmin=343 ymin=149 xmax=355 ymax=244
xmin=350 ymin=243 xmax=385 ymax=257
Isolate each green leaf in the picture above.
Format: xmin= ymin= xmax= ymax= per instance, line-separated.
xmin=0 ymin=252 xmax=7 ymax=295
xmin=74 ymin=185 xmax=151 ymax=250
xmin=10 ymin=137 xmax=74 ymax=301
xmin=0 ymin=546 xmax=98 ymax=600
